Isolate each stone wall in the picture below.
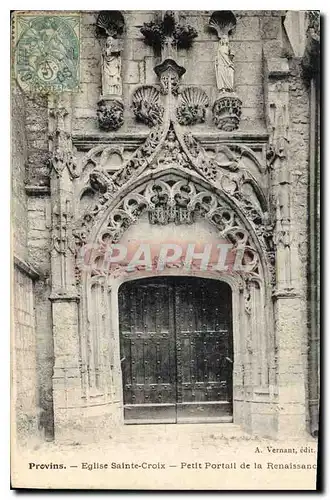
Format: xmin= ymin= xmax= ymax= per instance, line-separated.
xmin=12 ymin=84 xmax=37 ymax=442
xmin=25 ymin=177 xmax=54 ymax=441
xmin=12 ymin=80 xmax=54 ymax=441
xmin=13 ymin=266 xmax=38 ymax=441
xmin=12 ymin=86 xmax=28 ymax=259
xmin=24 ymin=95 xmax=49 ymax=188
xmin=288 ymin=58 xmax=310 ymax=428
xmin=73 ymin=11 xmax=287 ymax=134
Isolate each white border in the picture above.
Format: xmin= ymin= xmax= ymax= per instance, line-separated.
xmin=2 ymin=3 xmax=326 ymax=499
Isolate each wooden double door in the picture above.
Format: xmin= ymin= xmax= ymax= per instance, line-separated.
xmin=119 ymin=277 xmax=233 ymax=424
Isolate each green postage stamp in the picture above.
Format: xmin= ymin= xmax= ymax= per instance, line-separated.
xmin=13 ymin=12 xmax=80 ymax=94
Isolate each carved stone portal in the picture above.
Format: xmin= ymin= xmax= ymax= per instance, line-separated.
xmin=74 ymin=118 xmax=269 ymax=251
xmin=82 ymin=177 xmax=260 ymax=278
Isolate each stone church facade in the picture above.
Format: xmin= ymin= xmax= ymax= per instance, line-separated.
xmin=12 ymin=10 xmax=320 ymax=443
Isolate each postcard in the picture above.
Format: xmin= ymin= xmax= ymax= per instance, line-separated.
xmin=11 ymin=9 xmax=320 ymax=490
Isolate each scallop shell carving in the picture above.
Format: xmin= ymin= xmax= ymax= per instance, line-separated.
xmin=176 ymin=87 xmax=209 ymax=126
xmin=131 ymin=85 xmax=164 ymax=127
xmin=208 ymin=11 xmax=236 ymax=38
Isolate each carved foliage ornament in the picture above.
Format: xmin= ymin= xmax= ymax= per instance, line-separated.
xmin=112 ymin=124 xmax=166 ymax=186
xmin=183 ymin=133 xmax=217 ymax=181
xmin=141 ymin=11 xmax=198 ymax=50
xmin=244 ymin=278 xmax=252 ymax=315
xmin=212 ymin=93 xmax=242 ymax=132
xmin=52 ymin=200 xmax=75 ymax=255
xmin=268 ymin=100 xmax=290 ymax=166
xmin=49 ymin=126 xmax=78 ymax=179
xmin=51 ymin=147 xmax=78 ymax=179
xmin=48 ymin=102 xmax=78 ymax=179
xmin=89 ymin=167 xmax=115 ymax=194
xmin=97 ymin=98 xmax=124 ymax=131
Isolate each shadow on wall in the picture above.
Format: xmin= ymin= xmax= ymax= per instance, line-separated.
xmin=38 ymin=387 xmax=55 ymax=441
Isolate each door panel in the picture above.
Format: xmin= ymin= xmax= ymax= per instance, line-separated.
xmin=119 ymin=280 xmax=176 ymax=422
xmin=175 ymin=278 xmax=233 ymax=422
xmin=119 ymin=277 xmax=233 ymax=424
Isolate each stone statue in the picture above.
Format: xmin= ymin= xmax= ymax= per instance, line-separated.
xmin=208 ymin=11 xmax=241 ymax=130
xmin=215 ymin=34 xmax=234 ymax=92
xmin=101 ymin=36 xmax=122 ymax=96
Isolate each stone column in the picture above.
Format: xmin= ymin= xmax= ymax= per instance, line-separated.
xmin=302 ymin=11 xmax=320 ymax=438
xmin=232 ymin=283 xmax=244 ymax=427
xmin=48 ymin=93 xmax=81 ymax=439
xmin=265 ymin=57 xmax=307 ymax=437
xmin=109 ymin=277 xmax=124 ymax=423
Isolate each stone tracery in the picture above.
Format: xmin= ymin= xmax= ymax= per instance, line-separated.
xmin=73 ymin=173 xmax=272 ymax=288
xmin=75 ymin=146 xmax=268 ymax=261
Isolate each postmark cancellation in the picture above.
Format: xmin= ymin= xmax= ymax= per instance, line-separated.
xmin=12 ymin=12 xmax=80 ymax=94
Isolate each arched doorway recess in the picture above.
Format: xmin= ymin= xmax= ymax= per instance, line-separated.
xmin=119 ymin=276 xmax=233 ymax=424
xmin=72 ymin=170 xmax=276 ymax=436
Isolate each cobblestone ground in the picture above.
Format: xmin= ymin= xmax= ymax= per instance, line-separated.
xmin=20 ymin=422 xmax=317 ymax=452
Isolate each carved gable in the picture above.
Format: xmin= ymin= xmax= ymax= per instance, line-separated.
xmin=74 ymin=119 xmax=268 ymax=253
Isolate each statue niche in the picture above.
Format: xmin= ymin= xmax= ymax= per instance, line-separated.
xmin=209 ymin=11 xmax=242 ymax=131
xmin=96 ymin=11 xmax=125 ymax=131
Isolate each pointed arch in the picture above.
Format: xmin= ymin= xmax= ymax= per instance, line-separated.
xmin=76 ymin=168 xmax=272 ymax=288
xmin=75 ymin=162 xmax=276 ymax=435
